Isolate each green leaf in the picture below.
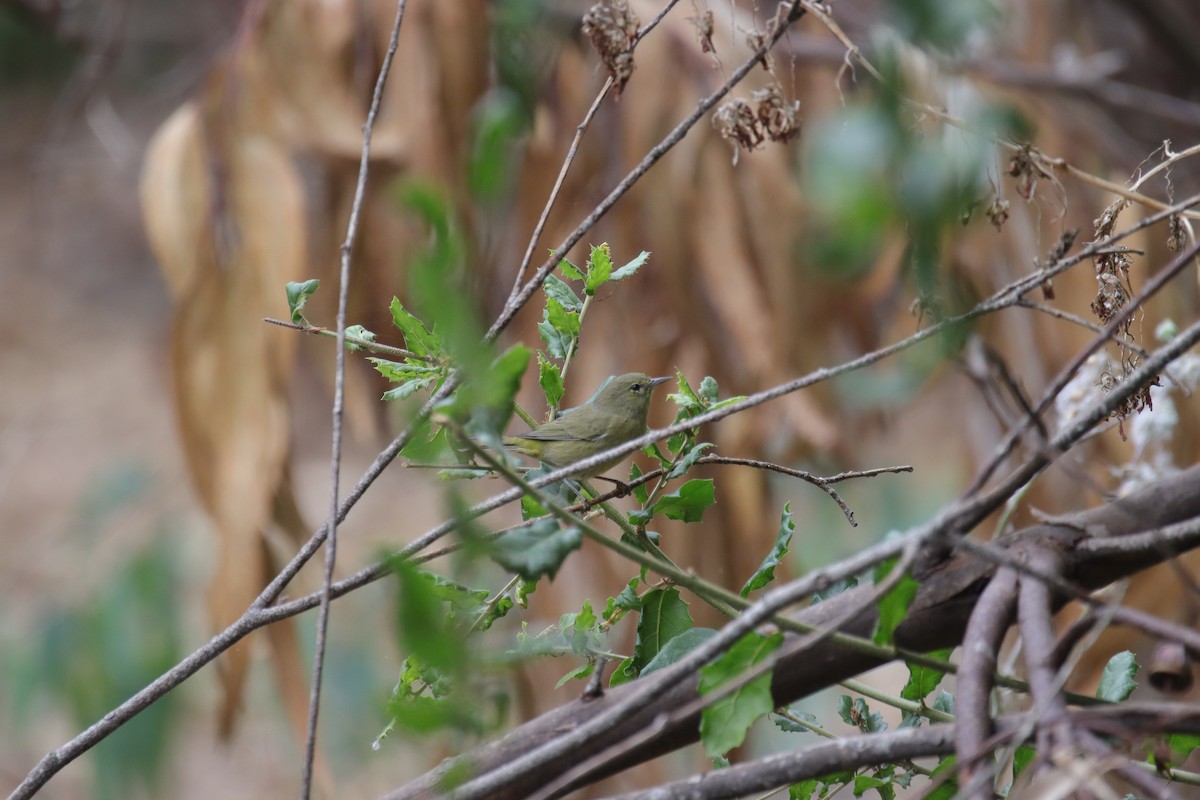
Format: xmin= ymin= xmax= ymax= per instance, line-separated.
xmin=837 ymin=695 xmax=887 ymax=733
xmin=555 ymin=661 xmax=595 ymax=689
xmin=1095 ymin=650 xmax=1139 ymax=702
xmin=698 ymin=375 xmax=719 ymax=404
xmin=699 ymin=632 xmax=783 ymax=756
xmin=924 ymin=755 xmax=959 ymax=800
xmin=628 ymin=463 xmax=649 ymax=504
xmin=741 ymin=502 xmax=795 ymax=596
xmin=343 ymin=324 xmax=376 ymax=350
xmin=489 ymin=518 xmax=582 ymax=580
xmin=668 ymin=370 xmax=704 ymax=414
xmin=389 ymin=296 xmax=439 ymax=357
xmin=609 ymin=656 xmax=637 ymax=687
xmin=584 ymin=243 xmax=613 ymax=295
xmin=382 ymin=375 xmax=438 ymax=402
xmin=610 ymin=250 xmax=650 ymax=282
xmin=1163 ymin=733 xmax=1200 ymax=762
xmin=467 ymin=87 xmax=525 ymax=201
xmin=642 ymin=628 xmax=718 ymax=675
xmin=542 ymin=274 xmax=582 ymax=311
xmin=872 ymin=560 xmax=920 ymax=646
xmin=538 ymin=320 xmax=572 ymax=359
xmin=545 ymin=296 xmax=580 ymax=336
xmin=900 ymin=649 xmax=953 ymax=702
xmin=538 ymin=353 xmax=564 ymax=408
xmin=564 ymin=599 xmax=598 ymax=654
xmin=629 ymin=588 xmax=693 ymax=675
xmin=388 ymin=560 xmax=466 ymax=671
xmin=853 ymin=774 xmax=894 ymax=800
xmin=558 ymin=258 xmax=585 ymax=281
xmin=789 ymin=780 xmax=819 ymax=800
xmin=1011 ymin=744 xmax=1035 ymax=780
xmin=772 ymin=707 xmax=820 ymax=734
xmin=931 ymin=690 xmax=955 ymax=715
xmin=651 ymin=478 xmax=715 ymax=523
xmin=369 ymin=358 xmax=441 ymax=383
xmin=286 ymin=279 xmax=320 ymax=323
xmin=666 ymin=441 xmax=714 ymax=479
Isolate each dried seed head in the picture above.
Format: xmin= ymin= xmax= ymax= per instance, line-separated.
xmin=688 ymin=10 xmax=715 ymax=54
xmin=1167 ymin=214 xmax=1186 ymax=252
xmin=582 ymin=0 xmax=640 ymax=96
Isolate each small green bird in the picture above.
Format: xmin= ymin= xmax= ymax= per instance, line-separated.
xmin=504 ymin=373 xmax=670 ymax=478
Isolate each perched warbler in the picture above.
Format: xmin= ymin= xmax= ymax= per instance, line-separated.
xmin=504 ymin=373 xmax=670 ymax=477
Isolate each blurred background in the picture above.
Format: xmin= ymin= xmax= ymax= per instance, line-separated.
xmin=3 ymin=0 xmax=1200 ymax=797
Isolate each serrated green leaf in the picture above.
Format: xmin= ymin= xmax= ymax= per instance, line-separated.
xmin=382 ymin=375 xmax=438 ymax=402
xmin=538 ymin=319 xmax=571 ymax=359
xmin=545 ymin=296 xmax=580 ymax=337
xmin=644 ymin=442 xmax=672 ymax=469
xmin=542 ymin=274 xmax=582 ymax=311
xmin=900 ymin=649 xmax=953 ymax=702
xmin=558 ymin=258 xmax=584 ymax=281
xmin=568 ymin=599 xmax=598 ymax=653
xmin=772 ymin=707 xmax=820 ymax=733
xmin=489 ymin=518 xmax=581 ymax=580
xmin=389 ymin=296 xmax=439 ymax=357
xmin=666 ymin=441 xmax=714 ymax=480
xmin=613 ymin=578 xmax=641 ymax=611
xmin=1096 ymin=650 xmax=1138 ymax=702
xmin=584 ymin=243 xmax=613 ymax=295
xmin=538 ymin=353 xmax=564 ymax=408
xmin=286 ymin=279 xmax=320 ymax=323
xmin=699 ymin=631 xmax=783 ymax=756
xmin=741 ymin=502 xmax=795 ymax=596
xmin=629 ymin=588 xmax=693 ymax=677
xmin=370 ymin=358 xmax=441 ymax=383
xmin=610 ymin=250 xmax=650 ymax=282
xmin=698 ymin=375 xmax=719 ymax=403
xmin=651 ymin=479 xmax=715 ymax=523
xmin=642 ymin=628 xmax=719 ymax=675
xmin=343 ymin=324 xmax=376 ymax=350
xmin=872 ymin=560 xmax=920 ymax=646
xmin=837 ymin=695 xmax=887 ymax=733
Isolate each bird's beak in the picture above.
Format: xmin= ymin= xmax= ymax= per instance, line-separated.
xmin=650 ymin=376 xmax=671 ymax=387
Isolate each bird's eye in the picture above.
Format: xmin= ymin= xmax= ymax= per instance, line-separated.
xmin=631 ymin=383 xmax=643 ymax=392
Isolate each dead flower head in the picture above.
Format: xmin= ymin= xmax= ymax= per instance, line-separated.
xmin=582 ymin=0 xmax=640 ymax=96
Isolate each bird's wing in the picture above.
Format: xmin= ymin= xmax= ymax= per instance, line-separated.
xmin=513 ymin=409 xmax=610 ymax=441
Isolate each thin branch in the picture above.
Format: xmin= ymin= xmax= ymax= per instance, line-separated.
xmin=956 ymin=566 xmax=1018 ymax=800
xmin=263 ymin=316 xmax=433 ymax=362
xmin=696 ymin=456 xmax=913 ymax=527
xmin=300 ymin=2 xmax=408 ymax=797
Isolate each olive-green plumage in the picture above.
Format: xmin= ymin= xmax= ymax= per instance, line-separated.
xmin=504 ymin=373 xmax=670 ymax=477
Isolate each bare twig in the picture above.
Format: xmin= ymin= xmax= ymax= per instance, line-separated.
xmin=299 ymin=2 xmax=409 ymax=798
xmin=696 ymin=455 xmax=912 ymax=527
xmin=263 ymin=317 xmax=432 ymax=361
